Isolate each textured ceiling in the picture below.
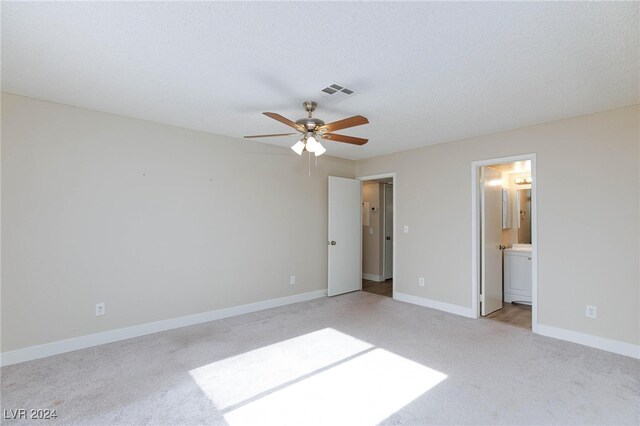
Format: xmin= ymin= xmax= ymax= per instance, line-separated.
xmin=2 ymin=2 xmax=638 ymax=160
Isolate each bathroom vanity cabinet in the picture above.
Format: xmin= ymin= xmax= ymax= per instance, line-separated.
xmin=504 ymin=249 xmax=532 ymax=303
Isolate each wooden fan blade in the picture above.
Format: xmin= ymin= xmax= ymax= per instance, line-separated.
xmin=318 ymin=115 xmax=369 ymax=132
xmin=244 ymin=133 xmax=298 ymax=138
xmin=321 ymin=133 xmax=368 ymax=145
xmin=263 ymin=112 xmax=305 ymax=132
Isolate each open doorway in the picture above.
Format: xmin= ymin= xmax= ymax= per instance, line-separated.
xmin=359 ymin=174 xmax=395 ymax=298
xmin=471 ymin=155 xmax=537 ymax=331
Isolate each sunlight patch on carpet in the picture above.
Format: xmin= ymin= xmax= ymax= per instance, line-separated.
xmin=189 ymin=328 xmax=373 ymax=410
xmin=190 ymin=327 xmax=447 ymax=425
xmin=223 ymin=348 xmax=447 ymax=425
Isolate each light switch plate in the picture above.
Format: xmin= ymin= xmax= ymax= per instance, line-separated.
xmin=404 ymin=225 xmax=409 ymax=233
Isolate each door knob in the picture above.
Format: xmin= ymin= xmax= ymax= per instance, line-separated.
xmin=386 ymin=236 xmax=391 ymax=240
xmin=330 ymin=241 xmax=337 ymax=245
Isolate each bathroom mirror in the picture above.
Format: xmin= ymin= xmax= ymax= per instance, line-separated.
xmin=517 ymin=189 xmax=532 ymax=244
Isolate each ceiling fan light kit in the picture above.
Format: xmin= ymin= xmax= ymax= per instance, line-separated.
xmin=291 ymin=140 xmax=305 ymax=156
xmin=313 ymin=141 xmax=327 ymax=156
xmin=245 ymin=101 xmax=369 ymax=160
xmin=290 ymin=133 xmax=326 ymax=157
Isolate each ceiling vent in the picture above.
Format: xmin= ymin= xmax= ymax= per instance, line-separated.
xmin=320 ymin=83 xmax=356 ymax=103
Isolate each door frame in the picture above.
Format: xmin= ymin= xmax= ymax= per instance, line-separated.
xmin=383 ymin=183 xmax=394 ymax=280
xmin=471 ymin=154 xmax=538 ymax=332
xmin=357 ymin=172 xmax=397 ymax=299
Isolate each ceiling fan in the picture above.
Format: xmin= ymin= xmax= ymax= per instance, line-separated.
xmin=244 ymin=101 xmax=369 ymax=156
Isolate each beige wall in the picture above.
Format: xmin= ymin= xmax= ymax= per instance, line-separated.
xmin=1 ymin=93 xmax=355 ymax=352
xmin=362 ymin=181 xmax=383 ymax=277
xmin=356 ymin=105 xmax=640 ymax=345
xmin=2 ymin=93 xmax=638 ymax=353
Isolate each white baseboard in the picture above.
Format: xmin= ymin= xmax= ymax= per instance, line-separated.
xmin=362 ymin=273 xmax=384 ymax=282
xmin=6 ymin=289 xmax=635 ymax=366
xmin=394 ymin=292 xmax=639 ymax=359
xmin=0 ymin=289 xmax=326 ymax=367
xmin=394 ymin=291 xmax=475 ymax=318
xmin=536 ymin=324 xmax=640 ymax=359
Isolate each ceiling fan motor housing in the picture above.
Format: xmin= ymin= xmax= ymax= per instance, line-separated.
xmin=296 ymin=117 xmax=325 ymax=132
xmin=297 ymin=101 xmax=323 ymax=132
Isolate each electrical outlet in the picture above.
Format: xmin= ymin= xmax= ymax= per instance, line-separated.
xmin=290 ymin=275 xmax=296 ymax=285
xmin=95 ymin=303 xmax=105 ymax=316
xmin=419 ymin=277 xmax=425 ymax=287
xmin=586 ymin=305 xmax=597 ymax=319
xmin=369 ymin=227 xmax=374 ymax=235
xmin=404 ymin=225 xmax=409 ymax=233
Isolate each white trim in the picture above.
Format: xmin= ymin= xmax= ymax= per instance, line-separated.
xmin=357 ymin=173 xmax=396 ymax=181
xmin=536 ymin=324 xmax=640 ymax=359
xmin=382 ymin=183 xmax=393 ymax=280
xmin=471 ymin=154 xmax=538 ymax=332
xmin=394 ymin=291 xmax=475 ymax=318
xmin=0 ymin=290 xmax=326 ymax=367
xmin=362 ymin=273 xmax=384 ymax=282
xmin=391 ymin=292 xmax=639 ymax=359
xmin=357 ymin=173 xmax=396 ymax=299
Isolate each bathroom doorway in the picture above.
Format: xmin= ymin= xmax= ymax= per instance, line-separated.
xmin=359 ymin=174 xmax=395 ymax=298
xmin=471 ymin=155 xmax=537 ymax=331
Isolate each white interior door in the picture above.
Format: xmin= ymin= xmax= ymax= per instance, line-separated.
xmin=383 ymin=184 xmax=393 ymax=280
xmin=481 ymin=167 xmax=503 ymax=315
xmin=328 ymin=176 xmax=361 ymax=296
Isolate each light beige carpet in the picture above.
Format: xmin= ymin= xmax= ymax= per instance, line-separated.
xmin=1 ymin=291 xmax=639 ymax=425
